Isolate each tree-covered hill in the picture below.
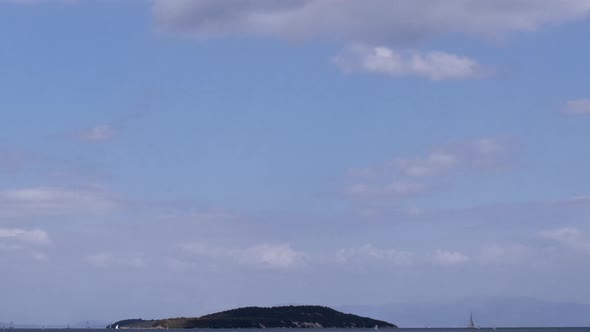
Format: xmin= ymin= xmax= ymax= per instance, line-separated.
xmin=109 ymin=305 xmax=397 ymax=329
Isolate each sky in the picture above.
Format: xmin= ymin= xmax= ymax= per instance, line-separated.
xmin=1 ymin=0 xmax=590 ymax=327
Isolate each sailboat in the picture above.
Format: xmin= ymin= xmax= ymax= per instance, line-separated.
xmin=8 ymin=322 xmax=13 ymax=330
xmin=468 ymin=313 xmax=476 ymax=329
xmin=115 ymin=325 xmax=119 ymax=330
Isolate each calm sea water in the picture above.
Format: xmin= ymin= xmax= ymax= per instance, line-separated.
xmin=7 ymin=329 xmax=590 ymax=332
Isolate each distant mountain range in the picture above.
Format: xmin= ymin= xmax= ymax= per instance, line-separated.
xmin=109 ymin=305 xmax=396 ymax=329
xmin=338 ymin=297 xmax=590 ymax=327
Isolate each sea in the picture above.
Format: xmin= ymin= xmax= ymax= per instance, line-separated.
xmin=6 ymin=329 xmax=590 ymax=332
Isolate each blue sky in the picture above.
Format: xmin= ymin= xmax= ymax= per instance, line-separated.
xmin=1 ymin=0 xmax=590 ymax=327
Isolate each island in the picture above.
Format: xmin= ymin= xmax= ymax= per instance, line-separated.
xmin=108 ymin=305 xmax=397 ymax=329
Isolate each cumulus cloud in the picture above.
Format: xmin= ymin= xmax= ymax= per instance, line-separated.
xmin=0 ymin=186 xmax=118 ymax=218
xmin=152 ymin=0 xmax=590 ymax=43
xmin=182 ymin=243 xmax=305 ymax=269
xmin=333 ymin=45 xmax=490 ymax=80
xmin=86 ymin=252 xmax=146 ymax=268
xmin=75 ymin=124 xmax=117 ymax=143
xmin=562 ymin=99 xmax=590 ymax=115
xmin=432 ymin=249 xmax=470 ymax=266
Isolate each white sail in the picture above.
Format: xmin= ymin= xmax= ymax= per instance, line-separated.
xmin=468 ymin=313 xmax=475 ymax=328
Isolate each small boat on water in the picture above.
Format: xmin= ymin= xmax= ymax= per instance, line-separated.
xmin=468 ymin=313 xmax=480 ymax=329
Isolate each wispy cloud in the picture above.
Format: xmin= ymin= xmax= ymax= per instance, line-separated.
xmin=333 ymin=245 xmax=478 ymax=269
xmin=333 ymin=46 xmax=491 ymax=80
xmin=344 ymin=181 xmax=428 ymax=201
xmin=0 ymin=186 xmax=118 ymax=218
xmin=182 ymin=243 xmax=306 ymax=269
xmin=153 ymin=0 xmax=590 ymax=43
xmin=432 ymin=249 xmax=470 ymax=266
xmin=473 ymin=229 xmax=590 ymax=268
xmin=337 ymin=244 xmax=415 ymax=266
xmin=562 ymin=99 xmax=590 ymax=115
xmin=350 ymin=137 xmax=511 ymax=181
xmin=393 ymin=138 xmax=510 ymax=177
xmin=540 ymin=227 xmax=590 ymax=254
xmin=344 ymin=137 xmax=512 ymax=213
xmin=477 ymin=244 xmax=539 ymax=266
xmin=86 ymin=252 xmax=146 ymax=268
xmin=0 ymin=228 xmax=51 ymax=245
xmin=0 ymin=228 xmax=51 ymax=261
xmin=75 ymin=124 xmax=117 ymax=143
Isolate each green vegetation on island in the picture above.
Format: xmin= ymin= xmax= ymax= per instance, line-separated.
xmin=108 ymin=305 xmax=397 ymax=329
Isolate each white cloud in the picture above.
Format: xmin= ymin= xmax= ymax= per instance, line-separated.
xmin=477 ymin=244 xmax=539 ymax=266
xmin=76 ymin=124 xmax=117 ymax=143
xmin=344 ymin=181 xmax=427 ymax=201
xmin=344 ymin=137 xmax=511 ymax=211
xmin=239 ymin=244 xmax=305 ymax=269
xmin=153 ymin=0 xmax=590 ymax=43
xmin=86 ymin=252 xmax=146 ymax=268
xmin=336 ymin=245 xmax=475 ymax=268
xmin=0 ymin=228 xmax=51 ymax=261
xmin=432 ymin=249 xmax=470 ymax=266
xmin=393 ymin=137 xmax=510 ymax=178
xmin=333 ymin=45 xmax=490 ymax=80
xmin=0 ymin=228 xmax=51 ymax=245
xmin=350 ymin=137 xmax=509 ymax=182
xmin=393 ymin=152 xmax=458 ymax=178
xmin=0 ymin=186 xmax=118 ymax=218
xmin=182 ymin=243 xmax=305 ymax=269
xmin=337 ymin=244 xmax=415 ymax=265
xmin=562 ymin=99 xmax=590 ymax=115
xmin=540 ymin=227 xmax=590 ymax=254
